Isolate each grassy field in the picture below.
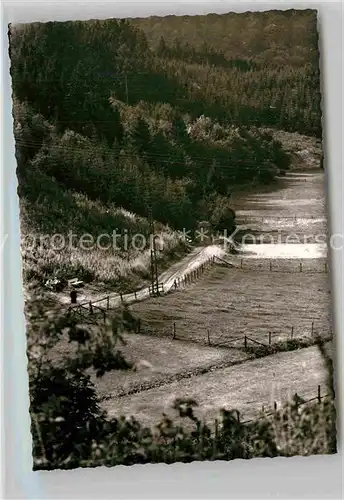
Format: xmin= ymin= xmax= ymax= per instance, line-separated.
xmin=92 ymin=333 xmax=251 ymax=400
xmin=130 ymin=263 xmax=332 ymax=347
xmin=94 ymin=260 xmax=332 ymax=428
xmin=102 ymin=344 xmax=329 ymax=428
xmin=20 ymin=194 xmax=190 ymax=294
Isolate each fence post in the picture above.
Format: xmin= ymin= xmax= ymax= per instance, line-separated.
xmin=173 ymin=322 xmax=176 ymax=340
xmin=291 ymin=326 xmax=294 ymax=339
xmin=103 ymin=311 xmax=106 ymax=323
xmin=274 ymin=401 xmax=277 ymax=411
xmin=268 ymin=332 xmax=272 ymax=346
xmin=244 ymin=335 xmax=247 ymax=349
xmin=269 ymin=261 xmax=272 ymax=272
xmin=311 ymin=321 xmax=314 ymax=337
xmin=294 ymin=392 xmax=299 ymax=407
xmin=120 ymin=292 xmax=123 ymax=303
xmin=214 ymin=418 xmax=219 ymax=456
xmin=207 ymin=329 xmax=211 ymax=346
xmin=318 ymin=385 xmax=321 ymax=403
xmin=241 ymin=259 xmax=243 ymax=269
xmin=89 ymin=301 xmax=93 ymax=314
xmin=299 ymin=262 xmax=302 ymax=273
xmin=324 ymin=262 xmax=328 ymax=273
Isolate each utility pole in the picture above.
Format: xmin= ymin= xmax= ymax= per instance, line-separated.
xmin=148 ymin=204 xmax=160 ymax=296
xmin=125 ymin=74 xmax=129 ymax=105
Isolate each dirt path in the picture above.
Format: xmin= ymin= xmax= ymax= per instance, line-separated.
xmin=57 ymin=244 xmax=227 ymax=309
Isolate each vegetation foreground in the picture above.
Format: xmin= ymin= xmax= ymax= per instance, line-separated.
xmin=29 ymin=299 xmax=336 ymax=470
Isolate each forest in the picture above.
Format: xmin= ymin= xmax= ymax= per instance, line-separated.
xmin=8 ymin=10 xmax=321 ymax=287
xmin=8 ymin=12 xmax=322 ymax=239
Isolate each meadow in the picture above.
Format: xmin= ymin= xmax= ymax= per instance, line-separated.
xmin=130 ymin=263 xmax=332 ymax=347
xmin=89 ymin=261 xmax=333 ymax=428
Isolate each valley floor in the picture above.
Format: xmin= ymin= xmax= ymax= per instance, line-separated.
xmin=92 ymin=255 xmax=331 ymax=427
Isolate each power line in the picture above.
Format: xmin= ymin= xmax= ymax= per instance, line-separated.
xmin=14 ymin=139 xmax=298 ymax=172
xmin=147 ymin=201 xmax=160 ymax=297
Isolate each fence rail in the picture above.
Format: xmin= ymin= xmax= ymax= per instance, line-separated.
xmin=240 ymin=385 xmax=330 ymax=425
xmin=140 ymin=318 xmax=332 ymax=352
xmin=213 ymin=255 xmax=329 ymax=274
xmin=148 ymin=283 xmax=165 ymax=297
xmin=66 ymin=252 xmax=329 ymax=328
xmin=230 ymin=258 xmax=328 ymax=274
xmin=235 ymin=215 xmax=327 ymax=223
xmin=67 ymin=254 xmax=218 ymax=324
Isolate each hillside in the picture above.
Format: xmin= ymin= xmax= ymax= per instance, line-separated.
xmin=9 ymin=16 xmax=297 ymax=290
xmin=131 ymin=10 xmax=319 ymax=65
xmin=131 ymin=9 xmax=321 ymax=137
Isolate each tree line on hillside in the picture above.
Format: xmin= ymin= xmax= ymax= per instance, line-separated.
xmin=157 ymin=36 xmax=260 ymax=71
xmin=133 ymin=10 xmax=319 ymax=66
xmin=133 ymin=9 xmax=322 ymax=136
xmin=153 ymin=38 xmax=321 ymax=136
xmin=10 ymin=18 xmax=292 ymax=235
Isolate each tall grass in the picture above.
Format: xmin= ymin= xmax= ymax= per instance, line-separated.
xmin=20 ymin=188 xmax=189 ymax=291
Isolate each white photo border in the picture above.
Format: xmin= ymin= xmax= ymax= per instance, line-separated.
xmin=1 ymin=1 xmax=343 ymax=498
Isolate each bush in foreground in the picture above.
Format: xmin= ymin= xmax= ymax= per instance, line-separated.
xmin=32 ymin=396 xmax=336 ymax=470
xmin=28 ymin=301 xmax=336 ymax=470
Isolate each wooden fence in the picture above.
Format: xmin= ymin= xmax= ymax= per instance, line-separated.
xmin=66 ymin=254 xmax=219 ymax=324
xmin=148 ymin=283 xmax=165 ymax=297
xmin=240 ymin=384 xmax=330 ymax=425
xmin=172 ymin=256 xmax=218 ymax=291
xmin=147 ymin=319 xmax=333 ymax=351
xmin=66 ymin=252 xmax=329 ymax=329
xmin=187 ymin=385 xmax=330 ymax=432
xmin=136 ymin=385 xmax=332 ymax=463
xmin=228 ymin=258 xmax=328 ymax=274
xmin=235 ymin=215 xmax=326 ymax=223
xmin=69 ymin=300 xmax=107 ymax=323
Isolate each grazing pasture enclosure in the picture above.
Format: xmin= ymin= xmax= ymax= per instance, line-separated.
xmin=103 ymin=344 xmax=329 ymax=428
xmin=93 ymin=333 xmax=251 ymax=400
xmin=130 ymin=263 xmax=332 ymax=347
